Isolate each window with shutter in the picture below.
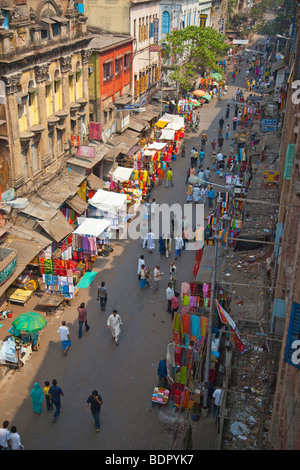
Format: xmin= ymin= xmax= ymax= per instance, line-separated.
xmin=162 ymin=11 xmax=170 ymax=34
xmin=284 ymin=144 xmax=295 ymax=180
xmin=284 ymin=302 xmax=300 ymax=369
xmin=150 ymin=22 xmax=154 ymax=38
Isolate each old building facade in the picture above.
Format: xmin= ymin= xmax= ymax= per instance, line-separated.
xmin=0 ymin=0 xmax=93 ymax=197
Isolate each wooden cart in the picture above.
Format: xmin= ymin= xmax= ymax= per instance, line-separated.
xmin=35 ymin=293 xmax=67 ymax=314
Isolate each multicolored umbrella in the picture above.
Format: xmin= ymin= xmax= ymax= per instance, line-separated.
xmin=12 ymin=312 xmax=47 ymax=333
xmin=193 ymin=89 xmax=206 ymax=97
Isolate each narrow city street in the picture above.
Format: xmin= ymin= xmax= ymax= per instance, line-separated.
xmin=0 ymin=51 xmax=250 ymax=451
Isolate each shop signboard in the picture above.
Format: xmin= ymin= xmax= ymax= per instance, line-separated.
xmin=0 ymin=249 xmax=17 ymax=287
xmin=261 ymin=118 xmax=277 ymax=132
xmin=77 ymin=146 xmax=95 ymax=158
xmin=200 ymin=14 xmax=207 ymax=28
xmin=153 ymin=18 xmax=159 ymax=44
xmin=263 ymin=170 xmax=280 ymax=182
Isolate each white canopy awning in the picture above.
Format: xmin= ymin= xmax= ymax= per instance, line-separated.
xmin=146 ymin=142 xmax=167 ymax=151
xmin=89 ymin=189 xmax=127 ymax=214
xmin=159 ymin=129 xmax=175 ymax=140
xmin=73 ymin=218 xmax=111 ymax=237
xmin=112 ymin=166 xmax=134 ymax=183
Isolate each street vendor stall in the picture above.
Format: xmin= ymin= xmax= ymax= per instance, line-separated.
xmin=0 ymin=312 xmax=47 ymax=369
xmin=88 ymin=189 xmax=128 ymax=234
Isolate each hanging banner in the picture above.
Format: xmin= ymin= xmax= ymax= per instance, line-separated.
xmin=153 ymin=18 xmax=159 ymax=44
xmin=89 ymin=122 xmax=101 ymax=141
xmin=71 ymin=135 xmax=80 ymax=147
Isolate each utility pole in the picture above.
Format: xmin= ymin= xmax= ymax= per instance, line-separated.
xmin=202 ymin=233 xmax=221 ymax=413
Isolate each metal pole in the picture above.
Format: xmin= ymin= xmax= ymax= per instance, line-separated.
xmin=113 ymin=106 xmax=117 ymax=168
xmin=202 ymin=234 xmax=221 ymax=412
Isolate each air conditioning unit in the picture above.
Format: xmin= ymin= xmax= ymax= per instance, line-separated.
xmin=88 ymin=66 xmax=94 ymax=74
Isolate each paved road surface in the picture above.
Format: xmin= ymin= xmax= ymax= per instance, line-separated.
xmin=0 ymin=51 xmax=251 ymax=450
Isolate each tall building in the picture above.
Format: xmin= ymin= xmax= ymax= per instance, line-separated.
xmin=84 ymin=0 xmax=161 ymax=105
xmin=268 ymin=4 xmax=300 ymax=450
xmin=0 ymin=0 xmax=93 ymax=198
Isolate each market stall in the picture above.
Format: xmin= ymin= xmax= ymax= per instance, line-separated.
xmin=88 ymin=189 xmax=128 ymax=235
xmin=0 ymin=312 xmax=47 ymax=369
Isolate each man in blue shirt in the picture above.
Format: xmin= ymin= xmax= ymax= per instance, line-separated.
xmin=208 ymin=186 xmax=215 ymax=208
xmin=49 ymin=379 xmax=64 ymax=422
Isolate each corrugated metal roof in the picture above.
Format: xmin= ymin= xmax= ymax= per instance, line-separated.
xmin=37 ymin=211 xmax=74 ymax=243
xmin=65 ymin=194 xmax=88 ymax=215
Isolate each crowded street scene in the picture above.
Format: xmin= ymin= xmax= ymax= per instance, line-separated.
xmin=0 ymin=0 xmax=299 ymax=454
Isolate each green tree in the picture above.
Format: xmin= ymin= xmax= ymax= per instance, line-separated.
xmin=162 ymin=26 xmax=229 ymax=93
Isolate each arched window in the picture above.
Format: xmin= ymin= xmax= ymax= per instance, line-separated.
xmin=162 ymin=11 xmax=170 ymax=34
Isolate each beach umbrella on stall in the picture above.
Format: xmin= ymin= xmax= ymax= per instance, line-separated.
xmin=12 ymin=311 xmax=47 ymax=333
xmin=193 ymin=89 xmax=206 ymax=97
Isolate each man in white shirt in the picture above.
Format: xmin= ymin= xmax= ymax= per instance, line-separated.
xmin=10 ymin=426 xmax=24 ymax=450
xmin=57 ymin=321 xmax=71 ymax=355
xmin=107 ymin=309 xmax=123 ymax=346
xmin=217 ymin=152 xmax=224 ymax=163
xmin=212 ymin=387 xmax=222 ymax=421
xmin=166 ymin=282 xmax=174 ymax=314
xmin=137 ymin=255 xmax=145 ymax=276
xmin=174 ymin=236 xmax=183 ymax=260
xmin=153 ymin=265 xmax=163 ymax=291
xmin=0 ymin=420 xmax=11 ymax=450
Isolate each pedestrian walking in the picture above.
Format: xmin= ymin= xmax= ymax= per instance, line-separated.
xmin=107 ymin=309 xmax=122 ymax=346
xmin=165 ymin=168 xmax=174 ymax=187
xmin=170 ymin=267 xmax=178 ymax=292
xmin=191 ymin=148 xmax=199 ymax=168
xmin=225 ymin=104 xmax=230 ymax=118
xmin=233 ymin=116 xmax=237 ymax=131
xmin=211 ymin=139 xmax=216 ymax=151
xmin=10 ymin=426 xmax=24 ymax=450
xmin=211 ymin=152 xmax=217 ymax=170
xmin=204 ymin=167 xmax=210 ymax=184
xmin=170 ymin=292 xmax=180 ymax=319
xmin=218 ymin=136 xmax=224 ymax=150
xmin=0 ymin=421 xmax=11 ymax=450
xmin=146 ymin=228 xmax=155 ymax=253
xmin=186 ymin=183 xmax=193 ymax=203
xmin=166 ymin=282 xmax=174 ymax=314
xmin=43 ymin=381 xmax=53 ymax=411
xmin=139 ymin=264 xmax=149 ymax=288
xmin=190 ymin=147 xmax=196 ymax=167
xmin=30 ymin=383 xmax=44 ymax=415
xmin=225 ymin=124 xmax=230 ymax=140
xmin=174 ymin=235 xmax=183 ymax=259
xmin=201 ymin=134 xmax=207 ymax=149
xmin=185 ymin=167 xmax=191 ymax=184
xmin=86 ymin=390 xmax=103 ymax=433
xmin=199 ymin=149 xmax=205 ymax=166
xmin=57 ymin=320 xmax=71 ymax=355
xmin=49 ymin=379 xmax=64 ymax=422
xmin=201 ymin=186 xmax=208 ymax=204
xmin=212 ymin=387 xmax=222 ymax=421
xmin=219 ymin=117 xmax=224 ymax=130
xmin=192 ymin=184 xmax=201 ymax=203
xmin=208 ymin=185 xmax=215 ymax=209
xmin=78 ymin=302 xmax=90 ymax=339
xmin=153 ymin=265 xmax=163 ymax=291
xmin=97 ymin=281 xmax=108 ymax=311
xmin=137 ymin=255 xmax=145 ymax=277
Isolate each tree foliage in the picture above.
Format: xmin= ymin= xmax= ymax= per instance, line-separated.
xmin=161 ymin=26 xmax=229 ymax=93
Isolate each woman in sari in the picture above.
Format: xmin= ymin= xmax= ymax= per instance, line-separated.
xmin=30 ymin=383 xmax=44 ymax=415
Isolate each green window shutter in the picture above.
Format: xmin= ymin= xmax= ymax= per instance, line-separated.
xmin=284 ymin=144 xmax=295 ymax=180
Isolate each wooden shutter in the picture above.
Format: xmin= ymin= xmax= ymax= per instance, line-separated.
xmin=284 ymin=144 xmax=295 ymax=180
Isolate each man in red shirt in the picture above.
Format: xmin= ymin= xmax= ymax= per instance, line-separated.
xmin=170 ymin=292 xmax=180 ymax=319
